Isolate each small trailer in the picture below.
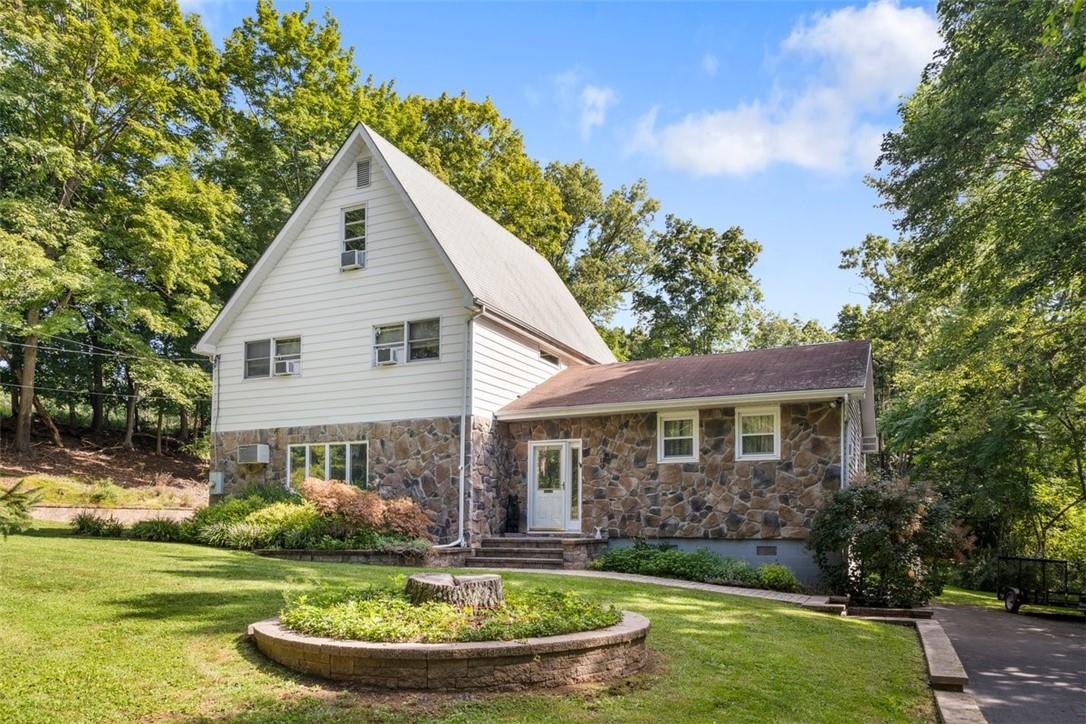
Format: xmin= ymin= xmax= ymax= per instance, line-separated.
xmin=997 ymin=555 xmax=1086 ymax=615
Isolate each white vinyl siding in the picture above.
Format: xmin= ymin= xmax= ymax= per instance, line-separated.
xmin=213 ymin=151 xmax=469 ymax=431
xmin=471 ymin=317 xmax=571 ymax=416
xmin=846 ymin=397 xmax=864 ymax=484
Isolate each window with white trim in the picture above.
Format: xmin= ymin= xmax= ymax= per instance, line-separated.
xmin=372 ymin=319 xmax=440 ymax=365
xmin=540 ymin=350 xmax=560 ymax=366
xmin=343 ymin=206 xmax=366 ymax=252
xmin=244 ymin=337 xmax=301 ymax=378
xmin=735 ymin=406 xmax=781 ymax=460
xmin=288 ymin=442 xmax=369 ymax=489
xmin=657 ymin=410 xmax=699 ymax=463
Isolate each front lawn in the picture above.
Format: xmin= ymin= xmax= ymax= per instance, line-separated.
xmin=0 ymin=525 xmax=934 ymax=723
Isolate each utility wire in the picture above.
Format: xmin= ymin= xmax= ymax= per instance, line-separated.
xmin=0 ymin=381 xmax=209 ymax=403
xmin=0 ymin=337 xmax=208 ymax=364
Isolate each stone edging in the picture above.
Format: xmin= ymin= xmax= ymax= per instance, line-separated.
xmin=467 ymin=567 xmax=982 ymax=723
xmin=248 ymin=612 xmax=649 ymax=690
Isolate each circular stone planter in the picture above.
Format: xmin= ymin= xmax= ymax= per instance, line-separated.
xmin=248 ymin=612 xmax=650 ymax=690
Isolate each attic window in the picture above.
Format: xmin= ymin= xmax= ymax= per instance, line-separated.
xmin=356 ymin=160 xmax=371 ymax=188
xmin=540 ymin=350 xmax=559 ymax=366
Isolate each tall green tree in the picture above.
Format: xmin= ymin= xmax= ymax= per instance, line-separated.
xmin=856 ymin=0 xmax=1086 ymax=569
xmin=0 ymin=0 xmax=240 ymax=452
xmin=631 ymin=217 xmax=761 ymax=357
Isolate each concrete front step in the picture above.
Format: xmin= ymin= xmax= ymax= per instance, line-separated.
xmin=464 ymin=556 xmax=564 ymax=569
xmin=479 ymin=537 xmax=572 ymax=549
xmin=473 ymin=547 xmax=564 ymax=560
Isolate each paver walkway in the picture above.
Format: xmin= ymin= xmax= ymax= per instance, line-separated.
xmin=476 ymin=566 xmax=822 ymax=605
xmin=934 ymin=604 xmax=1086 ymax=724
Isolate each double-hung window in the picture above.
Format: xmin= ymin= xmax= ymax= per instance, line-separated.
xmin=657 ymin=410 xmax=699 ymax=463
xmin=288 ymin=441 xmax=369 ymax=488
xmin=735 ymin=406 xmax=781 ymax=460
xmin=244 ymin=337 xmax=301 ymax=378
xmin=343 ymin=206 xmax=366 ymax=252
xmin=373 ymin=319 xmax=440 ymax=365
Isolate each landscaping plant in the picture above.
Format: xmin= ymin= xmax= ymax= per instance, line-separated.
xmin=0 ymin=481 xmax=40 ymax=540
xmin=280 ymin=582 xmax=621 ymax=643
xmin=808 ymin=478 xmax=959 ymax=607
xmin=127 ymin=517 xmax=185 ymax=542
xmin=589 ymin=539 xmax=802 ymax=593
xmin=70 ymin=512 xmax=126 ymax=538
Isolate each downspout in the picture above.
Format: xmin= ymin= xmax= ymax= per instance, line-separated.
xmin=840 ymin=393 xmax=849 ymax=488
xmin=436 ymin=308 xmax=479 ymax=549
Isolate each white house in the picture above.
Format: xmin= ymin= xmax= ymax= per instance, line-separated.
xmin=196 ymin=123 xmax=876 ymax=577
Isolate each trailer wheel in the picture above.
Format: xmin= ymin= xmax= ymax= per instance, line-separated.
xmin=1004 ymin=588 xmax=1021 ymax=613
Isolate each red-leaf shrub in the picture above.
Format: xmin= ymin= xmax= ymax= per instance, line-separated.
xmin=300 ymin=479 xmax=432 ymax=541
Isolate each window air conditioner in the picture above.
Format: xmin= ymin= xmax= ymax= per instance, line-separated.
xmin=341 ymin=249 xmax=366 ymax=270
xmin=375 ymin=346 xmax=403 ymax=366
xmin=274 ymin=359 xmax=301 ymax=376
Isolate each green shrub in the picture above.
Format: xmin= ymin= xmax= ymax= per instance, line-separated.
xmin=590 ymin=540 xmax=801 ymax=593
xmin=280 ymin=584 xmax=621 ymax=643
xmin=757 ymin=563 xmax=802 ymax=593
xmin=238 ymin=482 xmax=301 ymax=504
xmin=182 ymin=496 xmax=270 ymax=541
xmin=242 ymin=502 xmax=320 ymax=546
xmin=127 ymin=518 xmax=184 ymax=542
xmin=71 ymin=512 xmax=125 ymax=537
xmin=1 ymin=481 xmax=40 ymax=539
xmin=809 ymin=478 xmax=958 ymax=608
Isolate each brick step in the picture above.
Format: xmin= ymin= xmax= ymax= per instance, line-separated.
xmin=464 ymin=556 xmax=564 ymax=570
xmin=473 ymin=547 xmax=564 ymax=560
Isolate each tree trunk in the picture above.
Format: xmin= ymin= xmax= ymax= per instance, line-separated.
xmin=67 ymin=400 xmax=76 ymax=428
xmin=155 ymin=408 xmax=163 ymax=455
xmin=179 ymin=407 xmax=189 ymax=443
xmin=14 ymin=309 xmax=39 ymax=454
xmin=32 ymin=396 xmax=63 ymax=447
xmin=123 ymin=379 xmax=138 ymax=450
xmin=89 ymin=352 xmax=104 ymax=432
xmin=405 ymin=573 xmax=505 ymax=609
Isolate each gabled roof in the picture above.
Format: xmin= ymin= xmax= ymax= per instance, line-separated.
xmin=497 ymin=340 xmax=872 ymax=419
xmin=196 ymin=124 xmax=615 ymax=364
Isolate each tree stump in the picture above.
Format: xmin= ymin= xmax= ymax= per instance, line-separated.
xmin=405 ymin=573 xmax=505 ymax=609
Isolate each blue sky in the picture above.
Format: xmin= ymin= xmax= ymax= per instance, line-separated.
xmin=188 ymin=0 xmax=942 ymax=328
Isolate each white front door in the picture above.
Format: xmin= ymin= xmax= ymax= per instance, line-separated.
xmin=529 ymin=441 xmax=581 ymax=531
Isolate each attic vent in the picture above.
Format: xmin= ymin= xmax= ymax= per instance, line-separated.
xmin=356 ymin=160 xmax=371 ymax=188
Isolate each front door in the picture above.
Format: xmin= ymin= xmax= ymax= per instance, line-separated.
xmin=529 ymin=441 xmax=581 ymax=531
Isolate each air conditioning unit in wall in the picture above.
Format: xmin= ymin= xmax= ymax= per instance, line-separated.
xmin=237 ymin=443 xmax=270 ymax=465
xmin=340 ymin=249 xmax=366 ymax=270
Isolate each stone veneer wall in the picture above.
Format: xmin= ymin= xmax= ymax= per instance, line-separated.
xmin=502 ymin=402 xmax=843 ymax=540
xmin=212 ymin=416 xmax=465 ymax=541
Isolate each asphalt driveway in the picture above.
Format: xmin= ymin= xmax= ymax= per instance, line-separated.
xmin=934 ymin=604 xmax=1085 ymax=723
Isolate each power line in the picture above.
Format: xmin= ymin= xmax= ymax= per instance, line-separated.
xmin=0 ymin=381 xmax=209 ymax=403
xmin=0 ymin=338 xmax=208 ymax=364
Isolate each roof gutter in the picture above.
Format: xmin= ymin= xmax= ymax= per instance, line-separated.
xmin=475 ymin=303 xmax=607 ymax=367
xmin=496 ymin=386 xmax=867 ymax=421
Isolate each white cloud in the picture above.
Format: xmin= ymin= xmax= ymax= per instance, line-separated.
xmin=579 ymin=85 xmax=618 ymax=140
xmin=701 ymin=53 xmax=720 ymax=77
xmin=549 ymin=69 xmax=618 ymax=141
xmin=629 ymin=1 xmax=940 ymax=175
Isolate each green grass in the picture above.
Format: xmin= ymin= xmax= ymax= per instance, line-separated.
xmin=936 ymin=585 xmax=1079 ymax=616
xmin=0 ymin=524 xmax=935 ymax=723
xmin=15 ymin=474 xmax=199 ymax=509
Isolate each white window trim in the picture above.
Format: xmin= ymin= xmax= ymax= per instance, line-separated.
xmin=244 ymin=336 xmax=302 ymax=379
xmin=372 ymin=317 xmax=442 ymax=366
xmin=342 ymin=204 xmax=367 ymax=252
xmin=286 ymin=440 xmax=369 ymax=489
xmin=735 ymin=405 xmax=781 ymax=461
xmin=657 ymin=410 xmax=700 ymax=464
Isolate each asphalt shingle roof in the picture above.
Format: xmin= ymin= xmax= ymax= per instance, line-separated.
xmin=498 ymin=340 xmax=871 ymax=415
